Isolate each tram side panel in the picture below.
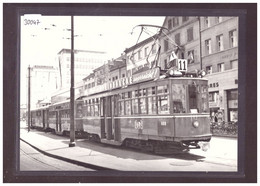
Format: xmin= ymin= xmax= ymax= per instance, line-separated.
xmin=173 ymin=116 xmax=211 ymax=141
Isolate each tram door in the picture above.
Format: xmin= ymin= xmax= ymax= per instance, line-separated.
xmin=55 ymin=111 xmax=59 ymax=132
xmin=42 ymin=110 xmax=46 ymax=128
xmin=101 ymin=95 xmax=120 ymax=141
xmin=58 ymin=111 xmax=62 ymax=132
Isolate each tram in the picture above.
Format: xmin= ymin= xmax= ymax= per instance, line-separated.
xmin=30 ymin=106 xmax=49 ymax=130
xmin=48 ymin=99 xmax=84 ymax=136
xmin=29 ymin=68 xmax=211 ymax=153
xmin=77 ymin=68 xmax=212 ymax=153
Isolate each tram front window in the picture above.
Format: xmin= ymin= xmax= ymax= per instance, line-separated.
xmin=188 ymin=85 xmax=198 ymax=112
xmin=172 ymin=84 xmax=186 ymax=113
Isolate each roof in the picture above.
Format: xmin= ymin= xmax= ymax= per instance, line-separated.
xmin=124 ymin=35 xmax=157 ymax=53
xmin=57 ymin=48 xmax=106 ymax=55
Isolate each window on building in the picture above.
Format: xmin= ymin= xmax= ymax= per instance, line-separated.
xmin=204 ymin=17 xmax=210 ymax=28
xmin=229 ymin=29 xmax=238 ymax=48
xmin=175 ymin=33 xmax=180 ymax=46
xmin=173 ymin=17 xmax=179 ymax=27
xmin=138 ymin=50 xmax=142 ymax=60
xmin=181 ymin=52 xmax=184 ymax=59
xmin=164 ymin=59 xmax=168 ymax=69
xmin=152 ymin=44 xmax=156 ymax=54
xmin=209 ymin=91 xmax=219 ymax=103
xmin=217 ymin=63 xmax=225 ymax=72
xmin=206 ymin=65 xmax=213 ymax=74
xmin=216 ymin=34 xmax=224 ymax=51
xmin=187 ymin=50 xmax=195 ymax=64
xmin=187 ymin=27 xmax=194 ymax=42
xmin=182 ymin=16 xmax=189 ymax=22
xmin=205 ymin=39 xmax=212 ymax=55
xmin=230 ymin=60 xmax=238 ymax=69
xmin=144 ymin=47 xmax=149 ymax=57
xmin=164 ymin=39 xmax=169 ymax=52
xmin=168 ymin=19 xmax=172 ymax=30
xmin=215 ymin=16 xmax=223 ymax=24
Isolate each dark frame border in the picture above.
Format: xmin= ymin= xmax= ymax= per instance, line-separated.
xmin=3 ymin=3 xmax=257 ymax=183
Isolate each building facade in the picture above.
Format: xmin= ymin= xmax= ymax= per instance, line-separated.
xmin=57 ymin=49 xmax=106 ymax=89
xmin=124 ymin=36 xmax=161 ymax=76
xmin=200 ymin=16 xmax=238 ymax=122
xmin=30 ymin=65 xmax=58 ymax=108
xmin=159 ymin=16 xmax=201 ymax=72
xmin=159 ymin=16 xmax=238 ymax=122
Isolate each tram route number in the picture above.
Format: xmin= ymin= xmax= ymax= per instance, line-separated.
xmin=177 ymin=59 xmax=187 ymax=72
xmin=134 ymin=120 xmax=143 ymax=130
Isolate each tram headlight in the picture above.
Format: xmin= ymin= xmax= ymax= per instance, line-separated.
xmin=192 ymin=120 xmax=199 ymax=128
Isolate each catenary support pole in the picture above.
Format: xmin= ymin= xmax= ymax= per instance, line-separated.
xmin=69 ymin=15 xmax=76 ymax=147
xmin=27 ymin=65 xmax=31 ymax=132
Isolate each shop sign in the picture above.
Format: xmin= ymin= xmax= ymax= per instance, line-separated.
xmin=209 ymin=82 xmax=219 ymax=88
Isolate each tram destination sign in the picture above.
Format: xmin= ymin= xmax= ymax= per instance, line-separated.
xmin=84 ymin=67 xmax=160 ymax=96
xmin=132 ymin=67 xmax=160 ymax=84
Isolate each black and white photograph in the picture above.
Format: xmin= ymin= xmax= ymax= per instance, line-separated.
xmin=3 ymin=3 xmax=257 ymax=183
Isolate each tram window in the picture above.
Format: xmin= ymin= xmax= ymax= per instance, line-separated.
xmin=147 ymin=87 xmax=157 ymax=114
xmin=94 ymin=103 xmax=99 ymax=116
xmin=188 ymin=85 xmax=198 ymax=111
xmin=148 ymin=97 xmax=157 ymax=114
xmin=124 ymin=92 xmax=132 ymax=115
xmin=139 ymin=88 xmax=147 ymax=114
xmin=86 ymin=100 xmax=91 ymax=116
xmin=157 ymin=85 xmax=168 ymax=95
xmin=82 ymin=102 xmax=88 ymax=117
xmin=201 ymin=85 xmax=209 ymax=113
xmin=100 ymin=98 xmax=104 ymax=116
xmin=91 ymin=105 xmax=95 ymax=116
xmin=127 ymin=91 xmax=131 ymax=98
xmin=158 ymin=95 xmax=170 ymax=114
xmin=172 ymin=84 xmax=186 ymax=113
xmin=125 ymin=100 xmax=131 ymax=115
xmin=119 ymin=100 xmax=125 ymax=115
xmin=132 ymin=99 xmax=139 ymax=114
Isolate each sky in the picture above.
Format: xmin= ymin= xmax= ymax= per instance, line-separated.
xmin=20 ymin=15 xmax=165 ymax=105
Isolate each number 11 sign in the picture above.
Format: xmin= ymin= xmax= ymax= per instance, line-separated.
xmin=177 ymin=59 xmax=188 ymax=72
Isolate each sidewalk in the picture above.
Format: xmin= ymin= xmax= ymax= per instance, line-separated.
xmin=20 ymin=128 xmax=237 ymax=171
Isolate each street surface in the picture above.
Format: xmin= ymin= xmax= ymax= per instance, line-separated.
xmin=20 ymin=140 xmax=94 ymax=171
xmin=20 ymin=121 xmax=237 ymax=172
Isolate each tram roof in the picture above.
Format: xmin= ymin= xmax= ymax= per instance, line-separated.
xmin=79 ymin=76 xmax=208 ymax=100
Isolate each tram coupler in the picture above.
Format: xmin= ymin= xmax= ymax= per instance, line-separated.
xmin=198 ymin=142 xmax=210 ymax=152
